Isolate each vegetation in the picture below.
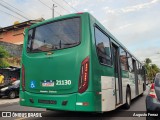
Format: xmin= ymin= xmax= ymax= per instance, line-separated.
xmin=144 ymin=58 xmax=160 ymax=82
xmin=6 ymin=57 xmax=21 ymax=67
xmin=0 ymin=46 xmax=10 ymax=68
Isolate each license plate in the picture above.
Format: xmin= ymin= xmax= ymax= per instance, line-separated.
xmin=41 ymin=80 xmax=54 ymax=87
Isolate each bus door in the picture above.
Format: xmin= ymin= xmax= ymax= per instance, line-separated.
xmin=133 ymin=59 xmax=139 ymax=95
xmin=142 ymin=66 xmax=146 ymax=91
xmin=112 ymin=44 xmax=122 ymax=105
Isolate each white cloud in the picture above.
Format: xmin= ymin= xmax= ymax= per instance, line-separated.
xmin=119 ymin=24 xmax=132 ymax=30
xmin=102 ymin=0 xmax=159 ymax=14
xmin=83 ymin=8 xmax=88 ymax=11
xmin=68 ymin=0 xmax=80 ymax=7
xmin=121 ymin=0 xmax=159 ymax=13
xmin=103 ymin=6 xmax=116 ymax=14
xmin=133 ymin=47 xmax=160 ymax=67
xmin=90 ymin=10 xmax=94 ymax=14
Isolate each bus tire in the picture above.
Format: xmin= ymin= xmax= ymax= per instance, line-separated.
xmin=124 ymin=87 xmax=131 ymax=109
xmin=140 ymin=93 xmax=143 ymax=97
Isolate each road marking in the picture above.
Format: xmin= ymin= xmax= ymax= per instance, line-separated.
xmin=0 ymin=98 xmax=19 ymax=105
xmin=15 ymin=117 xmax=26 ymax=120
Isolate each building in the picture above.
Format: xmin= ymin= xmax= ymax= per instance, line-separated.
xmin=0 ymin=19 xmax=44 ymax=80
xmin=0 ymin=18 xmax=44 ymax=45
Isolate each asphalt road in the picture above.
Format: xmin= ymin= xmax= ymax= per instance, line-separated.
xmin=0 ymin=85 xmax=157 ymax=120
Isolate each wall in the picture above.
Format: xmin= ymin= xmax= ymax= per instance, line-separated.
xmin=0 ymin=41 xmax=22 ymax=57
xmin=0 ymin=28 xmax=25 ymax=45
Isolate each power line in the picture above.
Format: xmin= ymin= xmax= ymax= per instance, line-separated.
xmin=38 ymin=0 xmax=61 ymax=16
xmin=38 ymin=0 xmax=52 ymax=9
xmin=0 ymin=0 xmax=34 ymax=19
xmin=62 ymin=0 xmax=78 ymax=12
xmin=52 ymin=0 xmax=71 ymax=13
xmin=0 ymin=9 xmax=23 ymax=21
xmin=0 ymin=2 xmax=29 ymax=20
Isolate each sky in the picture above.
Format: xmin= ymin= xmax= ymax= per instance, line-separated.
xmin=0 ymin=0 xmax=160 ymax=67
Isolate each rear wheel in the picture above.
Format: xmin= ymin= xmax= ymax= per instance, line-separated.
xmin=8 ymin=91 xmax=16 ymax=99
xmin=124 ymin=87 xmax=131 ymax=109
xmin=140 ymin=92 xmax=143 ymax=97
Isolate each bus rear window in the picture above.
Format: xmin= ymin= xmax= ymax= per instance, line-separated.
xmin=27 ymin=17 xmax=80 ymax=52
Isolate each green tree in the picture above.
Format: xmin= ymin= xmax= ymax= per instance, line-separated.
xmin=0 ymin=46 xmax=9 ymax=68
xmin=144 ymin=58 xmax=160 ymax=82
xmin=145 ymin=58 xmax=152 ymax=65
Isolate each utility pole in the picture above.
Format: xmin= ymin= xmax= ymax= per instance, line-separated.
xmin=52 ymin=4 xmax=57 ymax=18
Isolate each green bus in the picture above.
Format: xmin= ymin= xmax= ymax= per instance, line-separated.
xmin=20 ymin=12 xmax=146 ymax=112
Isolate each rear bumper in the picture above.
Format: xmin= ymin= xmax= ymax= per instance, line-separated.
xmin=146 ymin=95 xmax=160 ymax=112
xmin=20 ymin=91 xmax=97 ymax=112
xmin=0 ymin=90 xmax=8 ymax=96
xmin=0 ymin=92 xmax=6 ymax=96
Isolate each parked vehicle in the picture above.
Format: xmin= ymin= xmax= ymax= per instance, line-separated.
xmin=146 ymin=73 xmax=160 ymax=113
xmin=0 ymin=80 xmax=20 ymax=99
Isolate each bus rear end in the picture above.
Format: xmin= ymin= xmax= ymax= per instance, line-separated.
xmin=20 ymin=13 xmax=98 ymax=112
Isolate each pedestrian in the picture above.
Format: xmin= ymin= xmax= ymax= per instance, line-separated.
xmin=0 ymin=73 xmax=4 ymax=84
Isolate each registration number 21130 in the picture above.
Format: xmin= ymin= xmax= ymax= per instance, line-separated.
xmin=56 ymin=80 xmax=71 ymax=85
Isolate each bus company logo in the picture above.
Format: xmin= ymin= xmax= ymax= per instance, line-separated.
xmin=30 ymin=80 xmax=36 ymax=88
xmin=2 ymin=112 xmax=11 ymax=117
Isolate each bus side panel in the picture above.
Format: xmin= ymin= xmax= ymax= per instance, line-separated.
xmin=128 ymin=73 xmax=136 ymax=99
xmin=76 ymin=92 xmax=96 ymax=112
xmin=138 ymin=75 xmax=144 ymax=95
xmin=74 ymin=14 xmax=98 ymax=112
xmin=89 ymin=15 xmax=102 ymax=112
xmin=101 ymin=76 xmax=115 ymax=111
xmin=90 ymin=16 xmax=115 ymax=112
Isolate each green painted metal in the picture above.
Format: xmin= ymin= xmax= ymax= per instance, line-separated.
xmin=121 ymin=71 xmax=129 ymax=78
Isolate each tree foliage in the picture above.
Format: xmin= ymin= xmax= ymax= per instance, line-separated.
xmin=0 ymin=59 xmax=9 ymax=68
xmin=144 ymin=58 xmax=160 ymax=82
xmin=0 ymin=46 xmax=10 ymax=68
xmin=0 ymin=46 xmax=9 ymax=58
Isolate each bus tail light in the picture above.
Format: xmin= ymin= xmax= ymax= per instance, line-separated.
xmin=22 ymin=64 xmax=25 ymax=91
xmin=77 ymin=12 xmax=84 ymax=14
xmin=78 ymin=57 xmax=89 ymax=93
xmin=149 ymin=83 xmax=157 ymax=98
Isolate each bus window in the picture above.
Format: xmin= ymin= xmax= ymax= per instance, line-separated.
xmin=95 ymin=27 xmax=112 ymax=66
xmin=27 ymin=29 xmax=33 ymax=51
xmin=139 ymin=64 xmax=142 ymax=75
xmin=127 ymin=53 xmax=133 ymax=72
xmin=119 ymin=48 xmax=128 ymax=71
xmin=136 ymin=61 xmax=139 ymax=74
xmin=27 ymin=17 xmax=80 ymax=52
